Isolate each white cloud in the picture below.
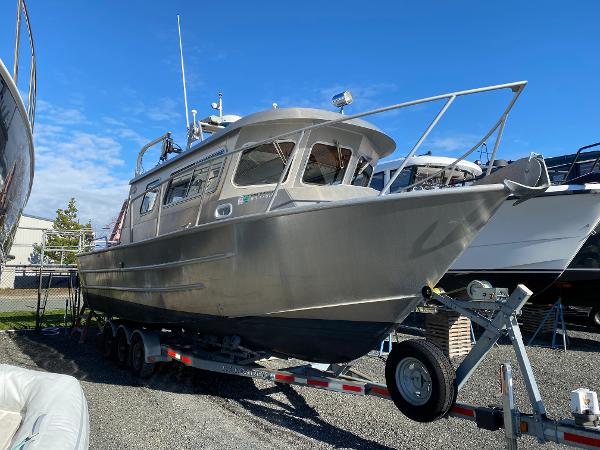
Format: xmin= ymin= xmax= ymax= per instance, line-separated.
xmin=25 ymin=104 xmax=132 ymax=233
xmin=37 ymin=99 xmax=88 ymax=125
xmin=427 ymin=134 xmax=482 ymax=153
xmin=126 ymin=97 xmax=182 ymax=122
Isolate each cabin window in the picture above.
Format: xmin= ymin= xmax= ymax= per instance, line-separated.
xmin=234 ymin=141 xmax=295 ymax=186
xmin=188 ymin=166 xmax=209 ymax=197
xmin=389 ymin=167 xmax=414 ymax=193
xmin=303 ymin=143 xmax=351 ymax=185
xmin=164 ymin=172 xmax=192 ymax=205
xmin=205 ymin=161 xmax=224 ymax=193
xmin=140 ymin=180 xmax=160 ymax=214
xmin=370 ymin=171 xmax=384 ymax=191
xmin=351 ymin=156 xmax=374 ymax=187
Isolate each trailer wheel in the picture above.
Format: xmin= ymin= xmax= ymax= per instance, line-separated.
xmin=116 ymin=329 xmax=129 ymax=367
xmin=590 ymin=308 xmax=600 ymax=328
xmin=131 ymin=334 xmax=154 ymax=378
xmin=385 ymin=339 xmax=456 ymax=422
xmin=102 ymin=324 xmax=115 ymax=360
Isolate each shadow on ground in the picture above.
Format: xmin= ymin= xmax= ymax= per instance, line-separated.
xmin=5 ymin=330 xmax=394 ymax=450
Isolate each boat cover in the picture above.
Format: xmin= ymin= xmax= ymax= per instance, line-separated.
xmin=0 ymin=364 xmax=89 ymax=450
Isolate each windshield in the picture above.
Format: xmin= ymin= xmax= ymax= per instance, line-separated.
xmin=351 ymin=156 xmax=374 ymax=187
xmin=303 ymin=143 xmax=351 ymax=185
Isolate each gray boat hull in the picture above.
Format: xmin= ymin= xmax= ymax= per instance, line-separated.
xmin=79 ymin=184 xmax=509 ymax=362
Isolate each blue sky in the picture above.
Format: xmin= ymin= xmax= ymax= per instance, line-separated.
xmin=1 ymin=1 xmax=599 ymax=231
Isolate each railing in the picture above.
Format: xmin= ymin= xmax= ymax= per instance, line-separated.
xmin=560 ymin=142 xmax=600 ymax=183
xmin=13 ymin=0 xmax=36 ymax=130
xmin=124 ymin=81 xmax=527 ymax=242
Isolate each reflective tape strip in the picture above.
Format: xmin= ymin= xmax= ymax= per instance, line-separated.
xmin=342 ymin=384 xmax=364 ymax=394
xmin=563 ymin=432 xmax=600 ymax=448
xmin=181 ymin=355 xmax=192 ymax=365
xmin=275 ymin=374 xmax=294 ymax=382
xmin=308 ymin=379 xmax=328 ymax=388
xmin=451 ymin=405 xmax=476 ymax=418
xmin=370 ymin=386 xmax=390 ymax=397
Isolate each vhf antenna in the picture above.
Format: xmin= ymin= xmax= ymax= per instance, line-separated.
xmin=177 ymin=15 xmax=190 ymax=136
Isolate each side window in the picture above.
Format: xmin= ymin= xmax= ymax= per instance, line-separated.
xmin=390 ymin=167 xmax=414 ymax=193
xmin=351 ymin=156 xmax=374 ymax=187
xmin=303 ymin=143 xmax=351 ymax=185
xmin=370 ymin=171 xmax=384 ymax=191
xmin=205 ymin=161 xmax=224 ymax=193
xmin=140 ymin=180 xmax=160 ymax=214
xmin=164 ymin=172 xmax=192 ymax=205
xmin=234 ymin=141 xmax=295 ymax=186
xmin=188 ymin=166 xmax=209 ymax=197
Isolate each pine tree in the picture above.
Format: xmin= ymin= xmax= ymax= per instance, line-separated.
xmin=32 ymin=198 xmax=93 ymax=265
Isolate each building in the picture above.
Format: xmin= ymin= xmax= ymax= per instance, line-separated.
xmin=1 ymin=213 xmax=53 ymax=288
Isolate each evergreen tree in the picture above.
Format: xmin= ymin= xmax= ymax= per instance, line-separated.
xmin=32 ymin=198 xmax=93 ymax=265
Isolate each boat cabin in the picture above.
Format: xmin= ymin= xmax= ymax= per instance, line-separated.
xmin=120 ymin=108 xmax=396 ymax=243
xmin=371 ymin=155 xmax=482 ymax=193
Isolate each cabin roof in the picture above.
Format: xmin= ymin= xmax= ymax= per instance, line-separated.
xmin=131 ymin=107 xmax=396 ymax=184
xmin=376 ymin=155 xmax=483 ymax=176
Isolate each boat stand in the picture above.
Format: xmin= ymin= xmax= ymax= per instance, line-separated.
xmin=527 ymin=298 xmax=569 ymax=350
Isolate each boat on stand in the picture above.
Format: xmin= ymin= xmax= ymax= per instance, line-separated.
xmin=0 ymin=0 xmax=36 ymax=267
xmin=78 ymin=80 xmax=549 ymax=364
xmin=373 ymin=150 xmax=600 ymax=303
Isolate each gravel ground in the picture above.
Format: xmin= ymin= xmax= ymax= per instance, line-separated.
xmin=0 ymin=323 xmax=598 ymax=449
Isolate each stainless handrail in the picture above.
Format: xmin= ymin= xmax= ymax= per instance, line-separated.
xmin=13 ymin=0 xmax=36 ymax=130
xmin=124 ymin=80 xmax=527 ymax=241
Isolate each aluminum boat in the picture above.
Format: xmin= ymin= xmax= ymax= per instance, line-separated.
xmin=0 ymin=0 xmax=36 ymax=266
xmin=78 ymin=82 xmax=545 ymax=363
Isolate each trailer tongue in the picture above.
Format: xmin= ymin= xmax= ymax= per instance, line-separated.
xmin=99 ymin=283 xmax=600 ymax=449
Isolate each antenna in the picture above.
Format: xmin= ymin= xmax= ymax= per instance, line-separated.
xmin=177 ymin=15 xmax=190 ymax=133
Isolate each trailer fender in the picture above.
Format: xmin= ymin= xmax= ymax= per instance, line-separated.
xmin=131 ymin=329 xmax=163 ymax=363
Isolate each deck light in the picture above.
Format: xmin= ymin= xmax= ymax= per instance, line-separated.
xmin=332 ymin=91 xmax=353 ymax=114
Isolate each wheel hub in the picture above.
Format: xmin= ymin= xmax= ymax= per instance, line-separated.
xmin=395 ymin=357 xmax=433 ymax=406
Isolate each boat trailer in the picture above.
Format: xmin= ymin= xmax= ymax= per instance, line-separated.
xmin=102 ymin=283 xmax=600 ymax=449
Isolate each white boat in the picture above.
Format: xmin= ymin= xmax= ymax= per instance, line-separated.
xmin=0 ymin=0 xmax=36 ymax=266
xmin=373 ymin=154 xmax=600 ymax=297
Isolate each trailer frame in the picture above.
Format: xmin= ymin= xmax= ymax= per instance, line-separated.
xmin=103 ymin=284 xmax=600 ymax=449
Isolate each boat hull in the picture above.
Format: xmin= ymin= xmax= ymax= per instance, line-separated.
xmin=440 ymin=187 xmax=600 ymax=298
xmin=79 ymin=185 xmax=509 ymax=362
xmin=0 ymin=60 xmax=34 ymax=264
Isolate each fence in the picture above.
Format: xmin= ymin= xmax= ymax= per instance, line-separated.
xmin=0 ymin=264 xmax=80 ymax=331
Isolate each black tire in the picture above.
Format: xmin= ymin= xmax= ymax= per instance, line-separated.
xmin=116 ymin=330 xmax=130 ymax=367
xmin=590 ymin=308 xmax=600 ymax=328
xmin=102 ymin=324 xmax=115 ymax=360
xmin=385 ymin=339 xmax=456 ymax=422
xmin=131 ymin=334 xmax=155 ymax=378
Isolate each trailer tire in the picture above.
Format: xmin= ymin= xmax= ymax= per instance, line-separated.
xmin=385 ymin=339 xmax=456 ymax=422
xmin=102 ymin=324 xmax=115 ymax=360
xmin=116 ymin=329 xmax=129 ymax=367
xmin=131 ymin=334 xmax=154 ymax=378
xmin=591 ymin=308 xmax=600 ymax=328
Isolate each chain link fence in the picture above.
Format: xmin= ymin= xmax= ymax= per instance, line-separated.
xmin=0 ymin=264 xmax=80 ymax=331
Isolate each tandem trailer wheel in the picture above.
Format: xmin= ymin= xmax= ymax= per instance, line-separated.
xmin=116 ymin=329 xmax=129 ymax=367
xmin=130 ymin=334 xmax=155 ymax=378
xmin=102 ymin=324 xmax=115 ymax=360
xmin=385 ymin=339 xmax=456 ymax=422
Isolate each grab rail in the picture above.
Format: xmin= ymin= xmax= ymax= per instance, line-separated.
xmin=123 ymin=80 xmax=527 ymax=242
xmin=13 ymin=0 xmax=36 ymax=130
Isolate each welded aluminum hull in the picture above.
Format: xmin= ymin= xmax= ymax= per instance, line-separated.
xmin=440 ymin=185 xmax=600 ymax=299
xmin=79 ymin=184 xmax=510 ymax=362
xmin=0 ymin=60 xmax=34 ymax=264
